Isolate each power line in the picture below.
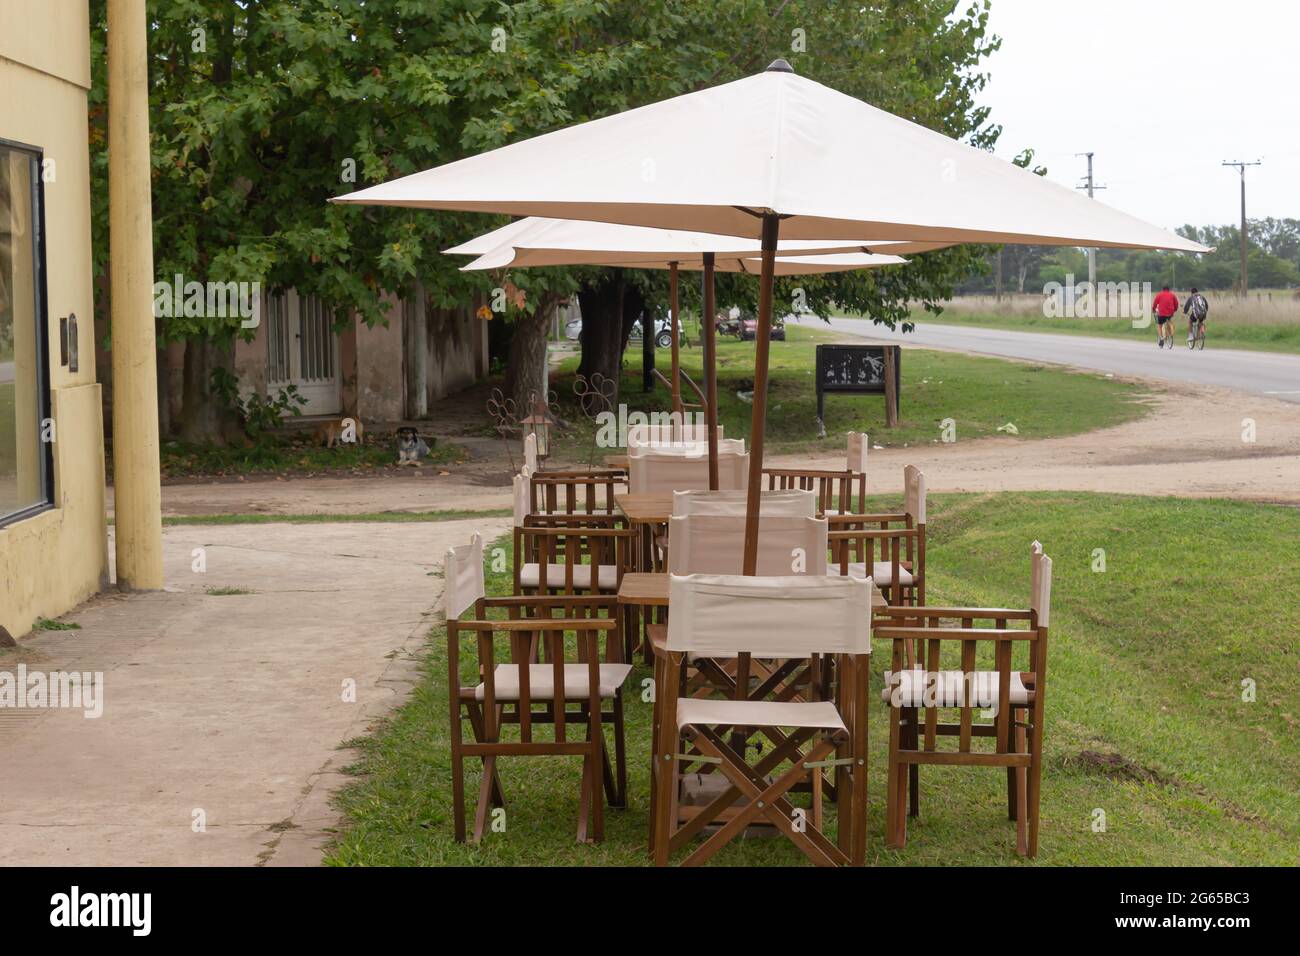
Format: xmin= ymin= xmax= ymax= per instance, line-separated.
xmin=1222 ymin=160 xmax=1262 ymax=296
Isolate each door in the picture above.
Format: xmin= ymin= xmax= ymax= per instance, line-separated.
xmin=266 ymin=290 xmax=341 ymax=415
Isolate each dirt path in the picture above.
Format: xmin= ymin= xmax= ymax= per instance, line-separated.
xmin=140 ymin=377 xmax=1300 ymax=517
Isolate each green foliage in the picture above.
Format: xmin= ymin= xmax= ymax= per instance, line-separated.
xmin=87 ymin=0 xmax=1005 ymax=346
xmin=209 ymin=366 xmax=307 ymax=437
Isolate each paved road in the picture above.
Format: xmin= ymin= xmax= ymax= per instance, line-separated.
xmin=819 ymin=318 xmax=1300 ymax=403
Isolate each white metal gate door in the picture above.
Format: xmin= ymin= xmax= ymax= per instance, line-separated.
xmin=266 ymin=290 xmax=341 ymax=415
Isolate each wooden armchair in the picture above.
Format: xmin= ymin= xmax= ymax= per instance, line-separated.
xmin=874 ymin=542 xmax=1052 ymax=857
xmin=826 ymin=465 xmax=927 ymax=605
xmin=443 ymin=533 xmax=631 ymax=844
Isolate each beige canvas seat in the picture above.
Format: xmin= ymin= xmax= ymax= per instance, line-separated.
xmin=875 ymin=542 xmax=1052 ymax=857
xmin=444 ymin=532 xmax=631 ymax=845
xmin=518 ymin=561 xmax=620 ymax=590
xmin=477 ymin=663 xmax=634 ymax=701
xmin=651 ymin=573 xmax=873 ymax=867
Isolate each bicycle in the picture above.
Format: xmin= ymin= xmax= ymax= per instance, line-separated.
xmin=1187 ymin=320 xmax=1206 ymax=350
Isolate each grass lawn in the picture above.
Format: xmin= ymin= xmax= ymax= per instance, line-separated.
xmin=913 ymin=309 xmax=1300 ymax=354
xmin=546 ymin=325 xmax=1147 ymax=462
xmin=325 ymin=492 xmax=1300 ymax=866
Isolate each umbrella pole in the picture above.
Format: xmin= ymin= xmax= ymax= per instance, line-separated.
xmin=669 ymin=261 xmax=682 ymax=416
xmin=742 ymin=213 xmax=781 ymax=575
xmin=703 ymin=253 xmax=719 ymax=490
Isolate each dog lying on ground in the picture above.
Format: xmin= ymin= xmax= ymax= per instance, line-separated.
xmin=396 ymin=427 xmax=434 ymax=465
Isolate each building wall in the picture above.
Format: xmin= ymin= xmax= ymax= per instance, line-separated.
xmin=0 ymin=0 xmax=109 ymax=639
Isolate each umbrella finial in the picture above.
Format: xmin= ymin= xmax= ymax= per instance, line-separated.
xmin=765 ymin=58 xmax=795 ymax=73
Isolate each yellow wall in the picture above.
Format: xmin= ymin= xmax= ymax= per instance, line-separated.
xmin=0 ymin=1 xmax=108 ymax=639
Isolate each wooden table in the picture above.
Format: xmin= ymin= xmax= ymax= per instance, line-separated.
xmin=614 ymin=492 xmax=674 ymax=525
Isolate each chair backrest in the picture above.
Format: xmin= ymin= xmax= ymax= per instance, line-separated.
xmin=513 ymin=522 xmax=636 ymax=593
xmin=529 ymin=469 xmax=622 ymax=516
xmin=628 ymin=420 xmax=724 ymax=447
xmin=763 ymin=466 xmax=866 ymax=516
xmin=668 ymin=514 xmax=829 ymax=575
xmin=512 ymin=466 xmax=534 ymax=526
xmin=904 ymin=465 xmax=927 ymax=524
xmin=628 ymin=449 xmax=749 ymax=493
xmin=667 ymin=574 xmax=872 ymax=657
xmin=1030 ymin=540 xmax=1052 ymax=627
xmin=672 ymin=488 xmax=816 ymax=517
xmin=846 ymin=432 xmax=869 ymax=473
xmin=628 ymin=438 xmax=745 ymax=457
xmin=524 ymin=432 xmax=539 ymax=472
xmin=442 ymin=532 xmax=485 ymax=619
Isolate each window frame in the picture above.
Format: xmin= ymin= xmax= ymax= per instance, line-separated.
xmin=0 ymin=135 xmax=55 ymax=529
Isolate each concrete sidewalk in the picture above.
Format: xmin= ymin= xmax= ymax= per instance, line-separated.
xmin=0 ymin=516 xmax=509 ymax=866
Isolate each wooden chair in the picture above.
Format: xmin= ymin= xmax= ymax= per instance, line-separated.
xmin=651 ymin=573 xmax=873 ymax=866
xmin=761 ymin=432 xmax=868 ymax=516
xmin=443 ymin=533 xmax=632 ymax=844
xmin=875 ymin=542 xmax=1052 ymax=856
xmin=513 ymin=520 xmax=636 ymax=595
xmin=826 ymin=465 xmax=926 ymax=605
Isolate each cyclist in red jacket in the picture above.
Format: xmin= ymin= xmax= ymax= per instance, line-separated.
xmin=1152 ymin=285 xmax=1179 ymax=348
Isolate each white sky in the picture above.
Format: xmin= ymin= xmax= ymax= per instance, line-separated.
xmin=982 ymin=0 xmax=1299 ymax=230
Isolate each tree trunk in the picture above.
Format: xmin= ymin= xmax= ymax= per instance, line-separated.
xmin=577 ymin=272 xmax=646 ymax=404
xmin=177 ymin=335 xmax=238 ymax=445
xmin=504 ymin=296 xmax=557 ymax=410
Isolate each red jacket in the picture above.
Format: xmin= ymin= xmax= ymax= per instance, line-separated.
xmin=1152 ymin=290 xmax=1179 ymax=317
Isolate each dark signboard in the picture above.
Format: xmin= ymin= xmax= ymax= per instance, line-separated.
xmin=814 ymin=344 xmax=900 ymax=434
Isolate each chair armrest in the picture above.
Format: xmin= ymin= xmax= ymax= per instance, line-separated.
xmin=874 ymin=605 xmax=1031 ymax=620
xmin=874 ymin=626 xmax=1037 ymax=641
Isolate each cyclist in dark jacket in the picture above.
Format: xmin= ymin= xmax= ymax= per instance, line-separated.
xmin=1183 ymin=287 xmax=1209 ymax=344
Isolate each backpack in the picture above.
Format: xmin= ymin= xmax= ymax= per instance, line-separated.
xmin=1189 ymin=293 xmax=1208 ymax=321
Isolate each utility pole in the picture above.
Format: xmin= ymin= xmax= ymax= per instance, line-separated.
xmin=1222 ymin=160 xmax=1262 ymax=296
xmin=1075 ymin=152 xmax=1106 ymax=289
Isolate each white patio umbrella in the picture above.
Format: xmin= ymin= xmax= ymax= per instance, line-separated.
xmin=456 ymin=231 xmax=906 ymax=487
xmin=335 ymin=58 xmax=1209 ymax=572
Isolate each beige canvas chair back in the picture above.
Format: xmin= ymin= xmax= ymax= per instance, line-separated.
xmin=846 ymin=432 xmax=869 ymax=473
xmin=667 ymin=573 xmax=872 ymax=657
xmin=524 ymin=432 xmax=539 ymax=472
xmin=672 ymin=488 xmax=816 ymax=517
xmin=512 ymin=465 xmax=534 ymax=526
xmin=628 ymin=419 xmax=724 ymax=448
xmin=628 ymin=437 xmax=745 ymax=457
xmin=442 ymin=532 xmax=485 ymax=619
xmin=629 ymin=448 xmax=748 ymax=493
xmin=1030 ymin=540 xmax=1052 ymax=627
xmin=904 ymin=465 xmax=927 ymax=524
xmin=668 ymin=514 xmax=829 ymax=575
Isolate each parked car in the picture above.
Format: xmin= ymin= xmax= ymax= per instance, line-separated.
xmin=631 ymin=312 xmax=683 ymax=348
xmin=738 ymin=313 xmax=786 ymax=341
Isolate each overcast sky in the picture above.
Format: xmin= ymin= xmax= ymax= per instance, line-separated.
xmin=981 ymin=0 xmax=1298 ymax=231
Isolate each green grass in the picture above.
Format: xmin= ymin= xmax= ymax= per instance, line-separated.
xmin=159 ymin=508 xmax=512 ymax=527
xmin=205 ymin=586 xmax=254 ymax=596
xmin=143 ymin=431 xmax=466 ymax=481
xmin=325 ymin=492 xmax=1300 ymax=866
xmin=33 ymin=617 xmax=81 ymax=631
xmin=914 ymin=310 xmax=1300 ymax=354
xmin=547 ymin=325 xmax=1147 ymax=461
xmin=0 ymin=381 xmax=15 ymax=483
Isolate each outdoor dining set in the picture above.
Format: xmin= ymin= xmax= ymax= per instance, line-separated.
xmin=332 ymin=55 xmax=1203 ymax=866
xmin=441 ymin=427 xmax=1053 ymax=866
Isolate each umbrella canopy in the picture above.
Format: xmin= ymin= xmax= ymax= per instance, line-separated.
xmin=335 ymin=59 xmax=1209 ymax=572
xmin=459 ymin=247 xmax=907 ymax=274
xmin=336 ymin=61 xmax=1208 ymax=253
xmin=445 ymin=216 xmax=949 ymax=268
